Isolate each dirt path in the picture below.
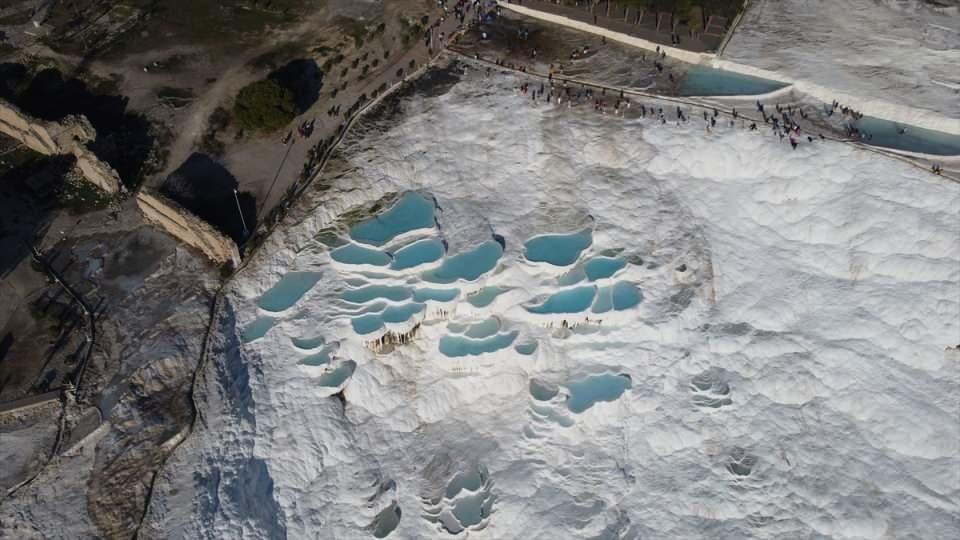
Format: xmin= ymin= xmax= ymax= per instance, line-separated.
xmin=227 ymin=5 xmax=473 ymax=218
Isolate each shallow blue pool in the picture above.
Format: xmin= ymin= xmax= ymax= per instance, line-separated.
xmin=566 ymin=374 xmax=632 ymax=413
xmin=341 ymin=285 xmax=411 ymax=304
xmin=451 ymin=491 xmax=492 ymax=528
xmin=467 ymin=286 xmax=509 ymax=308
xmin=381 ymin=303 xmax=424 ymax=323
xmin=515 ymin=341 xmax=538 ymax=355
xmin=463 ymin=318 xmax=500 ymax=339
xmin=680 ymin=65 xmax=787 ymax=97
xmin=258 ymin=272 xmax=323 ymax=312
xmin=852 ymin=116 xmax=960 ymax=156
xmin=351 ymin=314 xmax=384 ymax=335
xmin=439 ymin=331 xmax=518 ymax=357
xmin=413 ymin=288 xmax=460 ymax=302
xmin=242 ymin=317 xmax=276 ymax=343
xmin=527 ymin=286 xmax=597 ymax=314
xmin=300 ymin=349 xmax=332 ymax=366
xmin=529 ymin=379 xmax=557 ymax=401
xmin=423 ymin=241 xmax=503 ymax=283
xmin=524 ymin=229 xmax=593 ymax=266
xmin=292 ymin=336 xmax=326 ymax=350
xmin=445 ymin=469 xmax=484 ymax=499
xmin=350 ymin=192 xmax=436 ymax=246
xmin=593 ymin=282 xmax=642 ymax=313
xmin=584 ymin=257 xmax=626 ymax=280
xmin=330 ymin=243 xmax=391 ymax=266
xmin=319 ymin=360 xmax=356 ymax=387
xmin=391 ymin=239 xmax=445 ymax=270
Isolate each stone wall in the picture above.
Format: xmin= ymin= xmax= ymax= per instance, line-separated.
xmin=136 ymin=190 xmax=240 ymax=267
xmin=0 ymin=98 xmax=123 ymax=193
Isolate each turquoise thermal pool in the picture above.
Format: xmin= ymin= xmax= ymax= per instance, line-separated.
xmin=439 ymin=331 xmax=519 ymax=357
xmin=566 ymin=374 xmax=632 ymax=413
xmin=422 ymin=240 xmax=503 ymax=283
xmin=413 ymin=288 xmax=460 ymax=302
xmin=390 ymin=238 xmax=445 ymax=270
xmin=466 ymin=286 xmax=509 ymax=307
xmin=679 ymin=65 xmax=788 ymax=97
xmin=852 ymin=116 xmax=960 ymax=156
xmin=592 ymin=282 xmax=642 ymax=313
xmin=241 ymin=317 xmax=276 ymax=343
xmin=514 ymin=341 xmax=538 ymax=355
xmin=524 ymin=229 xmax=593 ymax=266
xmin=340 ymin=285 xmax=412 ymax=304
xmin=350 ymin=192 xmax=435 ymax=246
xmin=527 ymin=286 xmax=597 ymax=314
xmin=318 ymin=360 xmax=356 ymax=387
xmin=330 ymin=243 xmax=391 ymax=266
xmin=257 ymin=272 xmax=323 ymax=312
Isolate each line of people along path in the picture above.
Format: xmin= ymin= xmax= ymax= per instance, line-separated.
xmin=446 ymin=48 xmax=957 ymax=181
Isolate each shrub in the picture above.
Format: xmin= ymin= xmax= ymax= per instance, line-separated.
xmin=233 ymin=79 xmax=296 ymax=133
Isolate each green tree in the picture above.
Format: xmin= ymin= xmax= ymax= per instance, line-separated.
xmin=233 ymin=78 xmax=296 ymax=133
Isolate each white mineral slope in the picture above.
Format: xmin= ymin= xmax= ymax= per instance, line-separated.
xmin=146 ymin=68 xmax=960 ymax=539
xmin=723 ymin=0 xmax=960 ymax=125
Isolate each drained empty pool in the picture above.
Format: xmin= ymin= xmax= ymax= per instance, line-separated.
xmin=258 ymin=272 xmax=323 ymax=312
xmin=852 ymin=116 xmax=960 ymax=156
xmin=679 ymin=65 xmax=787 ymax=97
xmin=524 ymin=229 xmax=593 ymax=266
xmin=330 ymin=243 xmax=391 ymax=266
xmin=391 ymin=239 xmax=445 ymax=270
xmin=527 ymin=286 xmax=597 ymax=314
xmin=566 ymin=374 xmax=632 ymax=413
xmin=350 ymin=192 xmax=436 ymax=246
xmin=422 ymin=240 xmax=503 ymax=283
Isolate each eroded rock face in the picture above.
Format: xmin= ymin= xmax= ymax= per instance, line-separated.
xmin=0 ymin=98 xmax=122 ymax=193
xmin=136 ymin=190 xmax=241 ymax=267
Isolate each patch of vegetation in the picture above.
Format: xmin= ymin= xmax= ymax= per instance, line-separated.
xmin=400 ymin=16 xmax=425 ymax=46
xmin=57 ymin=176 xmax=113 ymax=214
xmin=338 ymin=17 xmax=372 ymax=49
xmin=199 ymin=107 xmax=232 ymax=156
xmin=233 ymin=78 xmax=296 ymax=133
xmin=323 ymin=53 xmax=345 ymax=71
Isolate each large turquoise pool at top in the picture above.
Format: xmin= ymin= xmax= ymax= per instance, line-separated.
xmin=350 ymin=192 xmax=435 ymax=246
xmin=680 ymin=65 xmax=787 ymax=97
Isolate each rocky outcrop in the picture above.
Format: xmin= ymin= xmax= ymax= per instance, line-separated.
xmin=0 ymin=98 xmax=123 ymax=193
xmin=136 ymin=190 xmax=240 ymax=267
